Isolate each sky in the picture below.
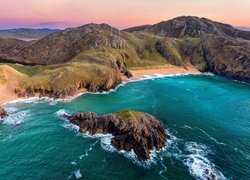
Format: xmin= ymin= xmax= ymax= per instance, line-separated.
xmin=0 ymin=0 xmax=249 ymax=29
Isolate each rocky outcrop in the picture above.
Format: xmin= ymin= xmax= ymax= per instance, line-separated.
xmin=62 ymin=110 xmax=169 ymax=161
xmin=124 ymin=16 xmax=250 ymax=82
xmin=124 ymin=16 xmax=250 ymax=40
xmin=0 ymin=106 xmax=7 ymax=118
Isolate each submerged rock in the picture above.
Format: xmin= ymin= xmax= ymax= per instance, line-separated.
xmin=63 ymin=110 xmax=169 ymax=161
xmin=0 ymin=106 xmax=7 ymax=118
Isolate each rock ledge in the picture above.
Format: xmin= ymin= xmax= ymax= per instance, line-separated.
xmin=64 ymin=110 xmax=169 ymax=161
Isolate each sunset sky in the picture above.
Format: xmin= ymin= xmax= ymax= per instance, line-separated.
xmin=0 ymin=0 xmax=249 ymax=29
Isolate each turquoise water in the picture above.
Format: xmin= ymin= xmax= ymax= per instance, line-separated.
xmin=0 ymin=75 xmax=250 ymax=179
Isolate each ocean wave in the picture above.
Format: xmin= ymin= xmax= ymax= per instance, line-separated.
xmin=196 ymin=128 xmax=226 ymax=146
xmin=79 ymin=140 xmax=99 ymax=160
xmin=55 ymin=109 xmax=71 ymax=118
xmin=182 ymin=125 xmax=194 ymax=130
xmin=159 ymin=156 xmax=168 ymax=179
xmin=160 ymin=132 xmax=226 ymax=180
xmin=184 ymin=142 xmax=226 ymax=180
xmin=125 ymin=73 xmax=195 ymax=84
xmin=1 ymin=107 xmax=29 ymax=125
xmin=182 ymin=125 xmax=226 ymax=146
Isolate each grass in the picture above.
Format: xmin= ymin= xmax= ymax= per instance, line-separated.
xmin=187 ymin=37 xmax=202 ymax=46
xmin=115 ymin=110 xmax=142 ymax=123
xmin=0 ymin=31 xmax=202 ymax=94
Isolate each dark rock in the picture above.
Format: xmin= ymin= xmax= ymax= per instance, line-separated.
xmin=0 ymin=106 xmax=7 ymax=119
xmin=62 ymin=110 xmax=169 ymax=161
xmin=124 ymin=70 xmax=133 ymax=78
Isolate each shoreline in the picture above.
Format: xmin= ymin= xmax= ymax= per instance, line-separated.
xmin=1 ymin=66 xmax=201 ymax=106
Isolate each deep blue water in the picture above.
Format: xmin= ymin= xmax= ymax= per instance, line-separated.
xmin=0 ymin=75 xmax=249 ymax=179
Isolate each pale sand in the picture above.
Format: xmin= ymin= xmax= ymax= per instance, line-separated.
xmin=122 ymin=66 xmax=201 ymax=81
xmin=0 ymin=65 xmax=201 ymax=105
xmin=0 ymin=65 xmax=25 ymax=105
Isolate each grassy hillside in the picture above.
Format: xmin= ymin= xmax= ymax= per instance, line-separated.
xmin=0 ymin=18 xmax=249 ymax=100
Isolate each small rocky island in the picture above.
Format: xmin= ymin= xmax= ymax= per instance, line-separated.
xmin=63 ymin=110 xmax=169 ymax=161
xmin=0 ymin=106 xmax=7 ymax=119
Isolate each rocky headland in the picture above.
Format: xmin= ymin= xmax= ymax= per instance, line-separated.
xmin=62 ymin=110 xmax=169 ymax=161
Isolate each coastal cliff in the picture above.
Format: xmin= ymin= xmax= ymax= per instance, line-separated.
xmin=62 ymin=110 xmax=169 ymax=161
xmin=0 ymin=16 xmax=249 ymax=101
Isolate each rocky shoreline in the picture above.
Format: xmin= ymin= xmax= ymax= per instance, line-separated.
xmin=0 ymin=66 xmax=201 ymax=105
xmin=61 ymin=110 xmax=170 ymax=161
xmin=0 ymin=106 xmax=7 ymax=119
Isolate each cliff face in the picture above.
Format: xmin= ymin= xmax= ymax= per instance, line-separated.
xmin=200 ymin=35 xmax=250 ymax=82
xmin=62 ymin=110 xmax=169 ymax=161
xmin=125 ymin=16 xmax=250 ymax=82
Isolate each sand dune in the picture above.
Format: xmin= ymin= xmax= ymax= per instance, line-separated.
xmin=0 ymin=65 xmax=26 ymax=104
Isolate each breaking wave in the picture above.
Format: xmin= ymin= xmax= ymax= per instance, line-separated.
xmin=1 ymin=107 xmax=29 ymax=125
xmin=184 ymin=142 xmax=226 ymax=180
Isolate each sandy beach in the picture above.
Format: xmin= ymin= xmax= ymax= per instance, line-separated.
xmin=0 ymin=66 xmax=201 ymax=105
xmin=0 ymin=65 xmax=25 ymax=105
xmin=122 ymin=66 xmax=201 ymax=81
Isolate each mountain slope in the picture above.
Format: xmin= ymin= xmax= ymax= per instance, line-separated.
xmin=0 ymin=28 xmax=60 ymax=39
xmin=0 ymin=17 xmax=249 ymax=99
xmin=124 ymin=16 xmax=250 ymax=40
xmin=124 ymin=16 xmax=250 ymax=82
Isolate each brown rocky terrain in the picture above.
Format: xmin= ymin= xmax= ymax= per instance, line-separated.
xmin=61 ymin=110 xmax=169 ymax=161
xmin=123 ymin=16 xmax=250 ymax=40
xmin=124 ymin=16 xmax=250 ymax=83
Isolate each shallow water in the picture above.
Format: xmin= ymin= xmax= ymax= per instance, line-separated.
xmin=1 ymin=75 xmax=250 ymax=179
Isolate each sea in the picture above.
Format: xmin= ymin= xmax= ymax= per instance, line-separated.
xmin=0 ymin=74 xmax=249 ymax=180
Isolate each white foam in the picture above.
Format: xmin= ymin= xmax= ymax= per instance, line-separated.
xmin=62 ymin=123 xmax=80 ymax=132
xmin=182 ymin=125 xmax=194 ymax=130
xmin=79 ymin=140 xmax=99 ymax=160
xmin=196 ymin=128 xmax=226 ymax=146
xmin=159 ymin=132 xmax=227 ymax=180
xmin=100 ymin=133 xmax=170 ymax=169
xmin=74 ymin=169 xmax=82 ymax=179
xmin=159 ymin=157 xmax=168 ymax=179
xmin=1 ymin=107 xmax=29 ymax=125
xmin=184 ymin=142 xmax=226 ymax=180
xmin=55 ymin=109 xmax=71 ymax=118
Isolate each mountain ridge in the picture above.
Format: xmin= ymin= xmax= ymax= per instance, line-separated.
xmin=123 ymin=16 xmax=250 ymax=40
xmin=0 ymin=16 xmax=249 ymax=100
xmin=0 ymin=28 xmax=61 ymax=39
